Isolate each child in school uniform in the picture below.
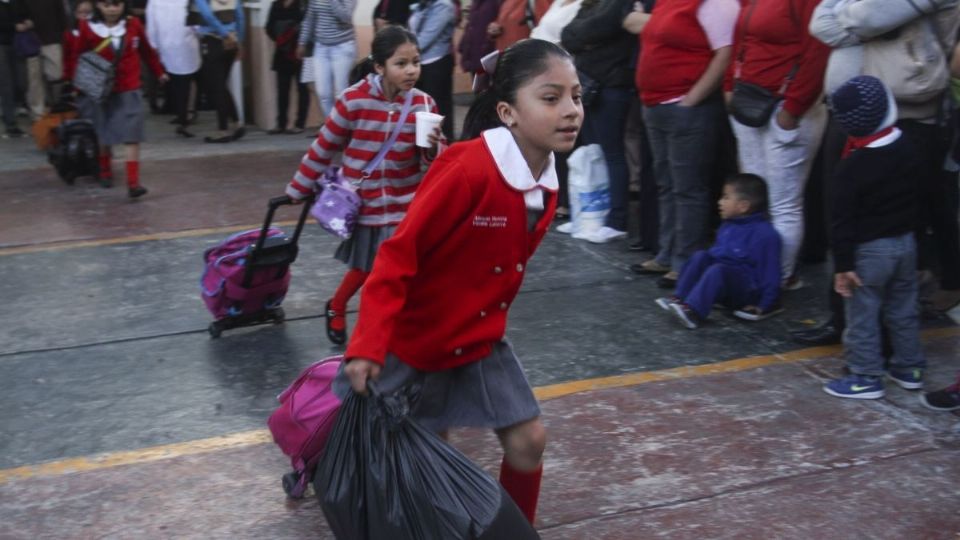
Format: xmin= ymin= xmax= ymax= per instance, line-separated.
xmin=822 ymin=75 xmax=926 ymax=400
xmin=339 ymin=38 xmax=584 ymax=525
xmin=284 ymin=26 xmax=443 ymax=345
xmin=64 ymin=0 xmax=166 ymax=197
xmin=657 ymin=173 xmax=783 ymax=329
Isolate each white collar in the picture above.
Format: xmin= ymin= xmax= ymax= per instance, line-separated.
xmin=867 ymin=127 xmax=902 ymax=148
xmin=482 ymin=127 xmax=558 ymax=210
xmin=89 ymin=20 xmax=127 ymax=38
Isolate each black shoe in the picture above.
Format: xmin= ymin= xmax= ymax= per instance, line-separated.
xmin=232 ymin=126 xmax=246 ymax=141
xmin=790 ymin=323 xmax=841 ymax=346
xmin=268 ymin=127 xmax=285 ymax=135
xmin=175 ymin=126 xmax=195 ymax=138
xmin=628 ymin=241 xmax=651 ymax=252
xmin=325 ymin=300 xmax=346 ymax=345
xmin=128 ymin=185 xmax=148 ymax=198
xmin=3 ymin=127 xmax=26 ymax=138
xmin=204 ymin=134 xmax=234 ymax=143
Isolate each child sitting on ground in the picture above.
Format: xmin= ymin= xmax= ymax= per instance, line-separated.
xmin=658 ymin=173 xmax=782 ymax=329
xmin=821 ymin=75 xmax=925 ymax=400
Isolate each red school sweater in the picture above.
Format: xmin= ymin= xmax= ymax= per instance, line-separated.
xmin=345 ymin=134 xmax=558 ymax=371
xmin=722 ymin=0 xmax=829 ymax=118
xmin=286 ymin=74 xmax=439 ymax=227
xmin=64 ymin=17 xmax=164 ymax=94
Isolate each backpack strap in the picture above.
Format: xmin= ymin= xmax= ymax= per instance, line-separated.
xmin=360 ymin=89 xmax=416 ymax=179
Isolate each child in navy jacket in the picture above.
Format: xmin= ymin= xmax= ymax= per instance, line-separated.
xmin=658 ymin=173 xmax=782 ymax=329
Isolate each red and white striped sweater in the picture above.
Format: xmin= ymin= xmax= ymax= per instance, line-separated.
xmin=286 ymin=74 xmax=439 ymax=227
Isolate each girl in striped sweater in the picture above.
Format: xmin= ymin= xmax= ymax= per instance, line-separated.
xmin=285 ymin=26 xmax=443 ymax=345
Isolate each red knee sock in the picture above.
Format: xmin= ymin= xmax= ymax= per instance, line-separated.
xmin=125 ymin=161 xmax=140 ymax=188
xmin=98 ymin=154 xmax=112 ymax=178
xmin=499 ymin=457 xmax=543 ymax=524
xmin=329 ymin=269 xmax=369 ymax=330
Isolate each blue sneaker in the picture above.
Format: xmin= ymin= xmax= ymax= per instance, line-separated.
xmin=823 ymin=374 xmax=885 ymax=400
xmin=887 ymin=368 xmax=924 ymax=390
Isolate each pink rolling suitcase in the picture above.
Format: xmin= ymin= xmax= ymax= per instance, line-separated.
xmin=201 ymin=196 xmax=312 ymax=338
xmin=268 ymin=355 xmax=344 ymax=498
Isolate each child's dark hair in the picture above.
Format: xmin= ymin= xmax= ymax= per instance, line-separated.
xmin=349 ymin=26 xmax=419 ymax=85
xmin=461 ymin=39 xmax=574 ymax=140
xmin=91 ymin=0 xmax=127 ymax=22
xmin=724 ymin=173 xmax=769 ymax=214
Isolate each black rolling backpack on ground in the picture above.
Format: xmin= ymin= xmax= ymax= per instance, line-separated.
xmin=49 ymin=119 xmax=101 ymax=186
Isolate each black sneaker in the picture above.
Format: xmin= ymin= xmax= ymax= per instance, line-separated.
xmin=3 ymin=127 xmax=26 ymax=138
xmin=128 ymin=186 xmax=148 ymax=198
xmin=919 ymin=381 xmax=960 ymax=411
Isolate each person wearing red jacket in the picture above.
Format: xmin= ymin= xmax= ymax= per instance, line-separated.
xmin=64 ymin=0 xmax=166 ymax=198
xmin=723 ymin=0 xmax=829 ymax=288
xmin=340 ymin=39 xmax=583 ymax=526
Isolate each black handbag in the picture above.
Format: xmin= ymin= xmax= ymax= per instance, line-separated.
xmin=728 ymin=0 xmax=799 ymax=128
xmin=729 ymin=80 xmax=782 ymax=128
xmin=578 ymin=69 xmax=602 ymax=107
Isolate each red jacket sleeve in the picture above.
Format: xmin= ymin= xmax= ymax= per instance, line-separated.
xmin=782 ymin=0 xmax=830 ymax=117
xmin=345 ymin=158 xmax=475 ymax=365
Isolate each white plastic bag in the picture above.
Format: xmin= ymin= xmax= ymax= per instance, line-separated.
xmin=566 ymin=144 xmax=610 ymax=239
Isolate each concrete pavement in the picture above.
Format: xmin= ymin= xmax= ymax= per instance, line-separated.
xmin=0 ymin=104 xmax=958 ymax=539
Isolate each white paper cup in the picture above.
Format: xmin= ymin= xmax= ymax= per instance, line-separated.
xmin=415 ymin=111 xmax=444 ymax=147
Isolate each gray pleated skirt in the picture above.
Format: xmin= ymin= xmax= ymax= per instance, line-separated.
xmin=77 ymin=90 xmax=146 ymax=146
xmin=335 ymin=224 xmax=397 ymax=272
xmin=333 ymin=340 xmax=542 ymax=433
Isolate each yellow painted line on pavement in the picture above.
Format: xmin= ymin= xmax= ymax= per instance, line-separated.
xmin=1 ymin=326 xmax=957 ymax=485
xmin=0 ymin=221 xmax=300 ymax=257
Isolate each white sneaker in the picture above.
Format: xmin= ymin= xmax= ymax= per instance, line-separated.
xmin=585 ymin=226 xmax=627 ymax=244
xmin=555 ymin=222 xmax=574 ymax=234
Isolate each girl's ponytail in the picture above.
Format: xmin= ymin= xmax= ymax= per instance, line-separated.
xmin=349 ymin=56 xmax=375 ymax=85
xmin=461 ymin=90 xmax=501 ymax=141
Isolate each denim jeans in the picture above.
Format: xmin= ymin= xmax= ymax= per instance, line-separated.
xmin=730 ymin=101 xmax=827 ymax=280
xmin=312 ymin=40 xmax=356 ymax=118
xmin=644 ymin=98 xmax=721 ymax=270
xmin=676 ymin=251 xmax=757 ymax=318
xmin=843 ymin=234 xmax=925 ymax=377
xmin=582 ymin=87 xmax=632 ymax=231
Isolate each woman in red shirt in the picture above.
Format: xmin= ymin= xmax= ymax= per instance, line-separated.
xmin=724 ymin=0 xmax=830 ymax=288
xmin=341 ymin=39 xmax=583 ymax=525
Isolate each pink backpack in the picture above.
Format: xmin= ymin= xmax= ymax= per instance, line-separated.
xmin=200 ymin=227 xmax=290 ymax=320
xmin=268 ymin=355 xmax=344 ymax=498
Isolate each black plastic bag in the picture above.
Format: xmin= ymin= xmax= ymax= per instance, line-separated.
xmin=315 ymin=383 xmax=540 ymax=540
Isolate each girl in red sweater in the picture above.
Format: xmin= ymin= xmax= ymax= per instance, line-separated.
xmin=65 ymin=0 xmax=166 ymax=198
xmin=341 ymin=39 xmax=583 ymax=525
xmin=285 ymin=26 xmax=443 ymax=345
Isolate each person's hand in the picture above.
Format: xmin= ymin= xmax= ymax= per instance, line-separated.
xmin=15 ymin=20 xmax=34 ymax=32
xmin=296 ymin=44 xmax=306 ymax=59
xmin=223 ymin=32 xmax=238 ymax=50
xmin=775 ymin=108 xmax=799 ymax=130
xmin=723 ymin=91 xmax=732 ymax=107
xmin=158 ymin=73 xmax=170 ymax=84
xmin=834 ymin=271 xmax=863 ymax=298
xmin=286 ymin=194 xmax=303 ymax=205
xmin=427 ymin=124 xmax=443 ymax=148
xmin=344 ymin=358 xmax=382 ymax=395
xmin=487 ymin=22 xmax=503 ymax=38
xmin=633 ymin=1 xmax=646 ymax=12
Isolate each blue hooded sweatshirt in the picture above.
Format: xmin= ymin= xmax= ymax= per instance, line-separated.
xmin=707 ymin=212 xmax=782 ymax=311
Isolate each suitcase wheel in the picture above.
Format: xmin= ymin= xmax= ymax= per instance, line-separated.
xmin=208 ymin=321 xmax=223 ymax=339
xmin=282 ymin=471 xmax=305 ymax=498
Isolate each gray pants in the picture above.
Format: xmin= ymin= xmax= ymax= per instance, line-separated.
xmin=643 ymin=99 xmax=720 ymax=271
xmin=844 ymin=234 xmax=926 ymax=377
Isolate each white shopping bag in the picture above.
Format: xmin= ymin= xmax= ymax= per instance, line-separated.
xmin=566 ymin=144 xmax=610 ymax=239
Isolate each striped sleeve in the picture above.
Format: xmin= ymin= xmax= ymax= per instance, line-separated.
xmin=298 ymin=0 xmax=317 ymax=45
xmin=286 ymin=97 xmax=354 ymax=199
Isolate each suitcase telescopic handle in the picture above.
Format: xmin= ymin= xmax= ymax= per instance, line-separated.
xmin=253 ymin=195 xmax=315 ymax=254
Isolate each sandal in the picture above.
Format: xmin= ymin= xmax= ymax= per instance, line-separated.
xmin=325 ymin=300 xmax=347 ymax=345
